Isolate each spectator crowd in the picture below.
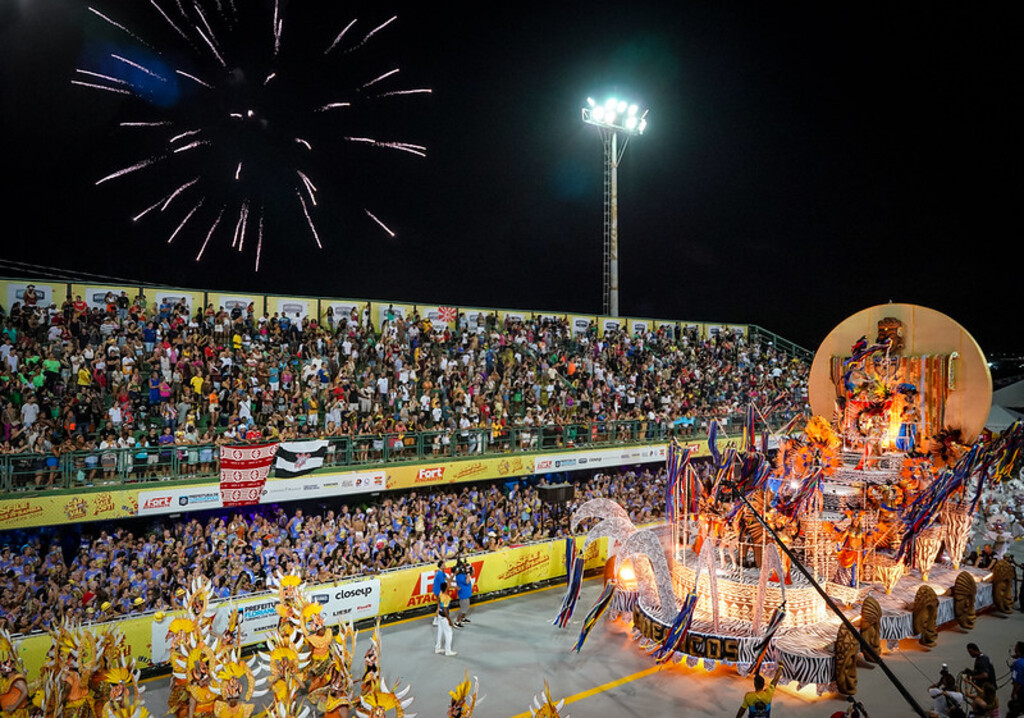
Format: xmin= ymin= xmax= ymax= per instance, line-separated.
xmin=0 ymin=290 xmax=809 ymax=488
xmin=0 ymin=468 xmax=665 ymax=635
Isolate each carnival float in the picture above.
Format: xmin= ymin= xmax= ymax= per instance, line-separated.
xmin=562 ymin=304 xmax=1024 ymax=697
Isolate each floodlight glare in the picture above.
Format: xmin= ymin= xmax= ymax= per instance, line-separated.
xmin=581 ymin=95 xmax=648 ymax=136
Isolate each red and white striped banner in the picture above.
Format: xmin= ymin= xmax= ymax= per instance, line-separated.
xmin=219 ymin=443 xmax=278 ymax=507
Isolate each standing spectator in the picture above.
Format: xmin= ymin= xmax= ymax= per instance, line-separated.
xmin=433 ymin=581 xmax=457 ymax=657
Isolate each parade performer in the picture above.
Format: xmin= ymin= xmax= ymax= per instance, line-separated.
xmin=526 ymin=682 xmax=567 ymax=718
xmin=268 ymin=573 xmax=305 ymax=640
xmin=0 ymin=631 xmax=28 ymax=718
xmin=58 ymin=626 xmax=98 ymax=718
xmin=358 ymin=623 xmax=382 ymax=699
xmin=166 ymin=618 xmax=198 ymax=718
xmin=446 ymin=672 xmax=479 ymax=718
xmin=184 ymin=577 xmax=217 ymax=635
xmin=308 ymin=626 xmax=356 ymax=718
xmin=97 ymin=663 xmax=146 ymax=718
xmin=172 ymin=639 xmax=217 ymax=718
xmin=260 ymin=632 xmax=307 ymax=705
xmin=210 ymin=656 xmax=263 ymax=718
xmin=215 ymin=609 xmax=242 ymax=660
xmin=299 ymin=603 xmax=335 ymax=693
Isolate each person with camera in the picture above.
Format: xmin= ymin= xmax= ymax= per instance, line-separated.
xmin=928 ymin=667 xmax=966 ymax=718
xmin=454 ymin=557 xmax=473 ymax=627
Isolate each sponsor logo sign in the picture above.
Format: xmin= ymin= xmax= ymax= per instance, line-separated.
xmin=415 ymin=466 xmax=445 ymax=483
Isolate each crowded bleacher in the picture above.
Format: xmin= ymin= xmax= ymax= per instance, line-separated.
xmin=0 ymin=290 xmax=808 ymax=489
xmin=0 ymin=467 xmax=679 ymax=633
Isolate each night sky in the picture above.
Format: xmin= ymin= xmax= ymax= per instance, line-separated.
xmin=1 ymin=1 xmax=1020 ymax=354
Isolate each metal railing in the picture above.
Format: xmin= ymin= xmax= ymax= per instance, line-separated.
xmin=0 ymin=413 xmax=797 ymax=495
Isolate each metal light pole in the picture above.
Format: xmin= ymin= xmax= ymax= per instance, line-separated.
xmin=582 ymin=97 xmax=648 ymax=317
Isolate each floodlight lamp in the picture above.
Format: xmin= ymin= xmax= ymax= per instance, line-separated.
xmin=587 ymin=97 xmax=596 ymax=107
xmin=592 ymin=106 xmax=605 ymax=122
xmin=628 ymin=104 xmax=638 ymax=116
xmin=617 ymin=100 xmax=627 ymax=113
xmin=625 ymin=116 xmax=638 ymax=130
xmin=605 ymin=97 xmax=617 ymax=109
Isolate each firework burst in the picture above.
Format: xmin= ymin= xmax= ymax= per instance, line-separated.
xmin=76 ymin=1 xmax=430 ymax=270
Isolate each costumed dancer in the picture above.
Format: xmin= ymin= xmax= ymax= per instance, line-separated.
xmin=258 ymin=632 xmax=308 ymax=705
xmin=358 ymin=623 xmax=382 ymax=699
xmin=445 ymin=672 xmax=479 ymax=718
xmin=58 ymin=624 xmax=98 ymax=718
xmin=97 ymin=661 xmax=147 ymax=718
xmin=166 ymin=618 xmax=198 ymax=718
xmin=526 ymin=682 xmax=567 ymax=718
xmin=308 ymin=624 xmax=356 ymax=718
xmin=183 ymin=578 xmax=217 ymax=636
xmin=172 ymin=635 xmax=217 ymax=718
xmin=268 ymin=573 xmax=305 ymax=640
xmin=0 ymin=630 xmax=29 ymax=718
xmin=91 ymin=627 xmax=132 ymax=718
xmin=299 ymin=602 xmax=335 ymax=693
xmin=214 ymin=609 xmax=242 ymax=660
xmin=210 ymin=654 xmax=264 ymax=718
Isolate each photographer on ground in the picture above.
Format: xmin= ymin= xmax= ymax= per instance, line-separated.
xmin=453 ymin=555 xmax=473 ymax=627
xmin=927 ymin=666 xmax=966 ymax=718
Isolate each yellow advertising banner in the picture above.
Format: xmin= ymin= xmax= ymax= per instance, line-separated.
xmin=69 ymin=284 xmax=135 ymax=311
xmin=267 ymin=295 xmax=315 ymax=321
xmin=0 ymin=279 xmax=66 ymax=312
xmin=0 ymin=489 xmax=138 ymax=530
xmin=320 ymin=298 xmax=365 ymax=327
xmin=147 ymin=288 xmax=203 ymax=316
xmin=372 ymin=301 xmax=414 ymax=328
xmin=377 ymin=536 xmax=608 ymax=615
xmin=384 ymin=455 xmax=535 ymax=491
xmin=208 ymin=292 xmax=263 ymax=316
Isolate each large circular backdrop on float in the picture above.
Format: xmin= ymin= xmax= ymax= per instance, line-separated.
xmin=808 ymin=303 xmax=992 ymax=442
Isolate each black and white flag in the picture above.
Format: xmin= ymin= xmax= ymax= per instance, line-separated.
xmin=274 ymin=440 xmax=329 ymax=478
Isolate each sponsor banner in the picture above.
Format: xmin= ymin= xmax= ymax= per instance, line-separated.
xmin=275 ymin=439 xmax=329 ymax=478
xmin=69 ymin=284 xmax=134 ymax=311
xmin=220 ymin=443 xmax=277 ymax=507
xmin=498 ymin=310 xmax=527 ymax=325
xmin=629 ymin=318 xmax=653 ymax=336
xmin=422 ymin=305 xmax=458 ymax=331
xmin=260 ymin=468 xmax=386 ymax=502
xmin=268 ymin=295 xmax=313 ymax=321
xmin=208 ymin=293 xmax=261 ymax=316
xmin=233 ymin=579 xmax=380 ymax=648
xmin=534 ymin=313 xmax=566 ymax=324
xmin=150 ymin=289 xmax=203 ymax=315
xmin=461 ymin=308 xmax=491 ymax=331
xmin=137 ymin=486 xmax=223 ymax=515
xmin=656 ymin=321 xmax=677 ymax=339
xmin=570 ymin=315 xmax=595 ymax=337
xmin=321 ymin=300 xmax=361 ymax=328
xmin=533 ymin=445 xmax=667 ymax=474
xmin=378 ymin=537 xmax=608 ymax=615
xmin=0 ymin=490 xmax=138 ymax=530
xmin=385 ymin=455 xmax=535 ymax=491
xmin=599 ymin=317 xmax=622 ymax=337
xmin=373 ymin=302 xmax=413 ymax=328
xmin=1 ymin=279 xmax=64 ymax=311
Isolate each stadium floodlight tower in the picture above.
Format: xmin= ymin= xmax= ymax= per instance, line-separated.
xmin=581 ymin=96 xmax=648 ymax=318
